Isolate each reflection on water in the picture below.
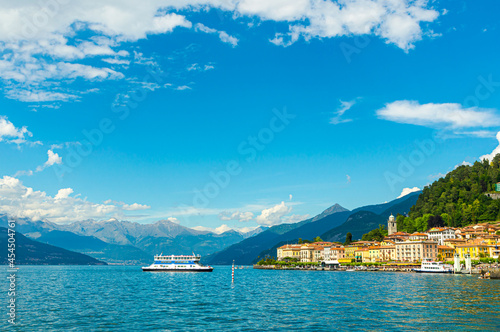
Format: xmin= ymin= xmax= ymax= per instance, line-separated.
xmin=3 ymin=266 xmax=500 ymax=331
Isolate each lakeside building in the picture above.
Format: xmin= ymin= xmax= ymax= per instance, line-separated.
xmin=379 ymin=245 xmax=396 ymax=261
xmin=455 ymin=243 xmax=490 ymax=260
xmin=385 ymin=232 xmax=410 ymax=243
xmin=443 ymin=239 xmax=466 ymax=248
xmin=438 ymin=246 xmax=455 ymax=260
xmin=277 ymin=244 xmax=302 ymax=261
xmin=368 ymin=246 xmax=381 ymax=262
xmin=324 ymin=246 xmax=345 ymax=261
xmin=427 ymin=227 xmax=456 ymax=245
xmin=275 ymin=222 xmax=499 ymax=264
xmin=409 ymin=233 xmax=428 ymax=241
xmin=395 ymin=240 xmax=438 ymax=262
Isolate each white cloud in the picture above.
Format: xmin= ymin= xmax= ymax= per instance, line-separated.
xmin=346 ymin=174 xmax=351 ymax=184
xmin=166 ymin=217 xmax=180 ymax=224
xmin=289 ymin=194 xmax=293 ymax=201
xmin=377 ymin=101 xmax=500 ymax=129
xmin=479 ymin=131 xmax=500 ymax=162
xmin=330 ymin=99 xmax=355 ymax=125
xmin=283 ymin=214 xmax=310 ymax=224
xmin=191 ymin=224 xmax=260 ymax=234
xmin=0 ymin=1 xmax=441 ymax=102
xmin=218 ymin=210 xmax=254 ymax=222
xmin=397 ymin=187 xmax=421 ymax=199
xmin=122 ymin=203 xmax=152 ymax=211
xmin=55 ymin=188 xmax=73 ymax=200
xmin=0 ymin=176 xmax=151 ymax=223
xmin=195 ymin=23 xmax=239 ymax=47
xmin=0 ymin=116 xmax=33 ymax=144
xmin=255 ymin=201 xmax=292 ymax=226
xmin=35 ymin=149 xmax=62 ymax=172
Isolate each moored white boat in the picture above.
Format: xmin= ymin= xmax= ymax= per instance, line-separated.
xmin=142 ymin=253 xmax=213 ymax=272
xmin=413 ymin=258 xmax=452 ymax=274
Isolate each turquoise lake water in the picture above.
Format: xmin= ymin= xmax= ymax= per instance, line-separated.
xmin=3 ymin=266 xmax=500 ymax=331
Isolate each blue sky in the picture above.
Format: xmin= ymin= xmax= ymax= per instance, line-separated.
xmin=1 ymin=0 xmax=500 ymax=232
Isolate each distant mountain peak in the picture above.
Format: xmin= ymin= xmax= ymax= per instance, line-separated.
xmin=312 ymin=203 xmax=349 ymax=222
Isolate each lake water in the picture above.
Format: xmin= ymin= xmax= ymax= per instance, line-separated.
xmin=3 ymin=266 xmax=500 ymax=331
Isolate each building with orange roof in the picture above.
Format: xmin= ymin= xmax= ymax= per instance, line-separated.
xmin=409 ymin=232 xmax=428 ymax=241
xmin=438 ymin=245 xmax=454 ymax=260
xmin=395 ymin=240 xmax=438 ymax=262
xmin=277 ymin=244 xmax=302 ymax=261
xmin=368 ymin=246 xmax=381 ymax=262
xmin=379 ymin=245 xmax=396 ymax=261
xmin=427 ymin=227 xmax=456 ymax=245
xmin=355 ymin=247 xmax=371 ymax=263
xmin=455 ymin=243 xmax=490 ymax=260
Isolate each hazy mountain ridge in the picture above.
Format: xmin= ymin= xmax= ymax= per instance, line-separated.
xmin=0 ymin=227 xmax=106 ymax=265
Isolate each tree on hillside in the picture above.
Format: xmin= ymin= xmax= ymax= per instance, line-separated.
xmin=298 ymin=238 xmax=303 ymax=244
xmin=344 ymin=232 xmax=353 ymax=245
xmin=361 ymin=225 xmax=388 ymax=241
xmin=314 ymin=236 xmax=323 ymax=242
xmin=403 ymin=156 xmax=500 ymax=228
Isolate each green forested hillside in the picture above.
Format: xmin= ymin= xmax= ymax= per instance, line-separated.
xmin=397 ymin=155 xmax=500 ymax=232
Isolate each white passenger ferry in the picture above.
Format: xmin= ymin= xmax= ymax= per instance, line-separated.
xmin=413 ymin=258 xmax=452 ymax=274
xmin=142 ymin=253 xmax=213 ymax=272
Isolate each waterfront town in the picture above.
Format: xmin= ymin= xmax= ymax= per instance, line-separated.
xmin=275 ymin=215 xmax=500 ymax=266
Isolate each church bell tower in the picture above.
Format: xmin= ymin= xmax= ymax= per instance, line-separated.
xmin=388 ymin=214 xmax=397 ymax=235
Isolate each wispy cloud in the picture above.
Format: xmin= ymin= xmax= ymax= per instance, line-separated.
xmin=195 ymin=23 xmax=239 ymax=47
xmin=330 ymin=99 xmax=356 ymax=125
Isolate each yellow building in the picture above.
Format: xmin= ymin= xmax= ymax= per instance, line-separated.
xmin=455 ymin=244 xmax=490 ymax=260
xmin=355 ymin=248 xmax=371 ymax=263
xmin=438 ymin=245 xmax=454 ymax=261
xmin=277 ymin=244 xmax=302 ymax=261
xmin=443 ymin=239 xmax=466 ymax=249
xmin=344 ymin=245 xmax=360 ymax=260
xmin=368 ymin=246 xmax=381 ymax=262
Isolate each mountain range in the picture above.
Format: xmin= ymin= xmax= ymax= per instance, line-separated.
xmin=0 ymin=215 xmax=266 ymax=264
xmin=0 ymin=227 xmax=106 ymax=265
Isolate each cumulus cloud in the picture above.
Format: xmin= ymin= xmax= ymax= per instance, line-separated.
xmin=479 ymin=131 xmax=500 ymax=162
xmin=0 ymin=176 xmax=150 ymax=223
xmin=397 ymin=187 xmax=421 ymax=199
xmin=255 ymin=201 xmax=292 ymax=226
xmin=330 ymin=100 xmax=355 ymax=125
xmin=218 ymin=210 xmax=254 ymax=222
xmin=35 ymin=149 xmax=62 ymax=172
xmin=0 ymin=116 xmax=33 ymax=144
xmin=377 ymin=101 xmax=500 ymax=129
xmin=54 ymin=188 xmax=73 ymax=200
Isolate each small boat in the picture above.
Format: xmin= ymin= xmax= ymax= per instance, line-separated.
xmin=142 ymin=253 xmax=213 ymax=272
xmin=413 ymin=258 xmax=452 ymax=274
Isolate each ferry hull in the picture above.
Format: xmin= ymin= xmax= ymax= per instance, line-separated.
xmin=142 ymin=267 xmax=213 ymax=272
xmin=413 ymin=269 xmax=452 ymax=274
